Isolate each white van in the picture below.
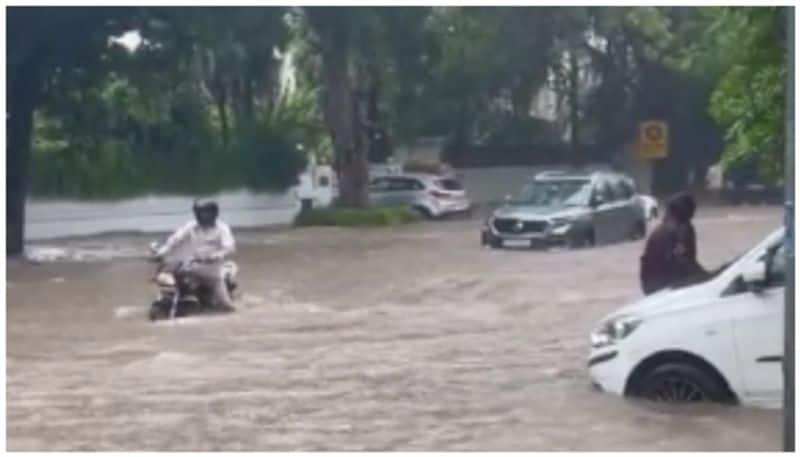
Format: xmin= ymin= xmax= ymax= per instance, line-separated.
xmin=297 ymin=164 xmax=337 ymax=209
xmin=589 ymin=227 xmax=786 ymax=408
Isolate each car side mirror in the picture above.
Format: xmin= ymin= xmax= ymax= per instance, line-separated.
xmin=741 ymin=261 xmax=767 ymax=293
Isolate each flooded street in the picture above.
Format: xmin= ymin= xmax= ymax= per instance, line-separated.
xmin=7 ymin=205 xmax=784 ymax=451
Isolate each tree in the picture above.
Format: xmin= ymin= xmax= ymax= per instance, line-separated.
xmin=303 ymin=7 xmax=373 ymax=207
xmin=11 ymin=7 xmax=311 ymax=255
xmin=7 ymin=7 xmax=136 ymax=255
xmin=573 ymin=7 xmax=726 ymax=191
xmin=703 ymin=7 xmax=788 ymax=182
xmin=416 ymin=7 xmax=562 ymax=160
xmin=134 ymin=7 xmax=291 ymax=145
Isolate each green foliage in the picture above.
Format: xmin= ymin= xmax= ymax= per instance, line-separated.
xmin=683 ymin=7 xmax=787 ymax=183
xmin=30 ymin=71 xmax=309 ymax=199
xmin=400 ymin=7 xmax=559 ymax=146
xmin=707 ymin=8 xmax=787 ymax=182
xmin=27 ymin=7 xmax=322 ymax=199
xmin=294 ymin=206 xmax=420 ymax=227
xmin=22 ymin=6 xmax=787 ymax=202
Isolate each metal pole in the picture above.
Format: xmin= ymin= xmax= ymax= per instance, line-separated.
xmin=785 ymin=5 xmax=795 ymax=453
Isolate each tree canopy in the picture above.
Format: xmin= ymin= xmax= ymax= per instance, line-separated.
xmin=7 ymin=6 xmax=790 ymax=254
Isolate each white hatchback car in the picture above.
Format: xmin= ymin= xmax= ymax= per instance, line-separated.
xmin=368 ymin=173 xmax=472 ymax=218
xmin=589 ymin=227 xmax=786 ymax=408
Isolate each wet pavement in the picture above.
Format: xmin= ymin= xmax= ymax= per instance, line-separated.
xmin=7 ymin=205 xmax=784 ymax=451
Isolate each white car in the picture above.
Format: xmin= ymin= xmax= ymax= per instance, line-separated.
xmin=589 ymin=227 xmax=786 ymax=408
xmin=368 ymin=173 xmax=472 ymax=218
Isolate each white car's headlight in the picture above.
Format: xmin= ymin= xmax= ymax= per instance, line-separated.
xmin=591 ymin=315 xmax=642 ymax=348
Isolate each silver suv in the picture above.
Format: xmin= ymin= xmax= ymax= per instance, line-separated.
xmin=368 ymin=173 xmax=472 ymax=218
xmin=481 ymin=170 xmax=646 ymax=249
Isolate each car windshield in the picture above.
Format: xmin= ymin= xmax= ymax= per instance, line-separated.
xmin=668 ymin=254 xmax=743 ymax=291
xmin=669 ymin=231 xmax=784 ymax=291
xmin=514 ymin=179 xmax=591 ymax=207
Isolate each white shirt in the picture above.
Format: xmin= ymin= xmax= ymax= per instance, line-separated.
xmin=157 ymin=220 xmax=235 ymax=261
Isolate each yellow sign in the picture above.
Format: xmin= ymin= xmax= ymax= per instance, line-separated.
xmin=638 ymin=120 xmax=668 ymax=159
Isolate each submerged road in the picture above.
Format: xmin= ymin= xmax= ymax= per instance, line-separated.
xmin=7 ymin=205 xmax=783 ymax=451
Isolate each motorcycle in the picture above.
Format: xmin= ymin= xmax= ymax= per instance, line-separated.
xmin=148 ymin=242 xmax=238 ymax=321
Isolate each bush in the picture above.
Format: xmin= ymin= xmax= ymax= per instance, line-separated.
xmin=294 ymin=206 xmax=421 ymax=227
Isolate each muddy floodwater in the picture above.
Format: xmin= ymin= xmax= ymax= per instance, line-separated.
xmin=7 ymin=206 xmax=783 ymax=451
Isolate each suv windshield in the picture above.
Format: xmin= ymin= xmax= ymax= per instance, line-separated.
xmin=514 ymin=179 xmax=591 ymax=207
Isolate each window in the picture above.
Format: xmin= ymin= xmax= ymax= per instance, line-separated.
xmin=369 ymin=178 xmax=391 ymax=192
xmin=767 ymin=242 xmax=787 ymax=287
xmin=614 ymin=179 xmax=635 ymax=200
xmin=517 ymin=179 xmax=591 ymax=207
xmin=388 ymin=177 xmax=424 ymax=191
xmin=594 ymin=180 xmax=615 ymax=204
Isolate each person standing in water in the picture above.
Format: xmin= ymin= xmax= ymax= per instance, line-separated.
xmin=639 ymin=192 xmax=707 ymax=295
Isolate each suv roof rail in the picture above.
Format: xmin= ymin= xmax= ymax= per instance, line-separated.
xmin=534 ymin=170 xmax=569 ymax=178
xmin=535 ymin=169 xmax=600 ymax=180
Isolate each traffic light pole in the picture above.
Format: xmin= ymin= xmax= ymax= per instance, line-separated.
xmin=785 ymin=5 xmax=795 ymax=453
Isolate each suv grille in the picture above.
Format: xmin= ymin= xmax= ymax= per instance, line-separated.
xmin=493 ymin=218 xmax=548 ymax=234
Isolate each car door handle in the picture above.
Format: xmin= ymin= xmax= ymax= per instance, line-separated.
xmin=756 ymin=355 xmax=783 ymax=363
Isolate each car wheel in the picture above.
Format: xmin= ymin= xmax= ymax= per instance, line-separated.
xmin=489 ymin=235 xmax=503 ymax=249
xmin=634 ymin=363 xmax=729 ymax=404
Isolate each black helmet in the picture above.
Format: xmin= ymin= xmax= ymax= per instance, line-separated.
xmin=193 ymin=200 xmax=219 ymax=227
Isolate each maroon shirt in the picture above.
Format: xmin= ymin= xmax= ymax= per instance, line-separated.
xmin=640 ymin=221 xmax=700 ymax=295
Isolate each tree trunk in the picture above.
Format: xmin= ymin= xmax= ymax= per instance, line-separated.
xmin=366 ymin=73 xmax=391 ymax=163
xmin=7 ymin=59 xmax=42 ymax=256
xmin=320 ymin=48 xmax=368 ymax=208
xmin=568 ymin=45 xmax=581 ymax=165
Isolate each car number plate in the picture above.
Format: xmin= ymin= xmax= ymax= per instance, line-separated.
xmin=503 ymin=239 xmax=531 ymax=248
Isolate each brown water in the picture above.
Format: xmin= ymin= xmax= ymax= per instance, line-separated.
xmin=7 ymin=206 xmax=783 ymax=451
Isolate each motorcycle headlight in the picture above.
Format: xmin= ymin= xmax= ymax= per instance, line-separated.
xmin=591 ymin=315 xmax=642 ymax=349
xmin=156 ymin=272 xmax=176 ymax=287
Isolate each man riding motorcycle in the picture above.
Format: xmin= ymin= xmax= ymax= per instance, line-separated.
xmin=153 ymin=200 xmax=236 ymax=311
